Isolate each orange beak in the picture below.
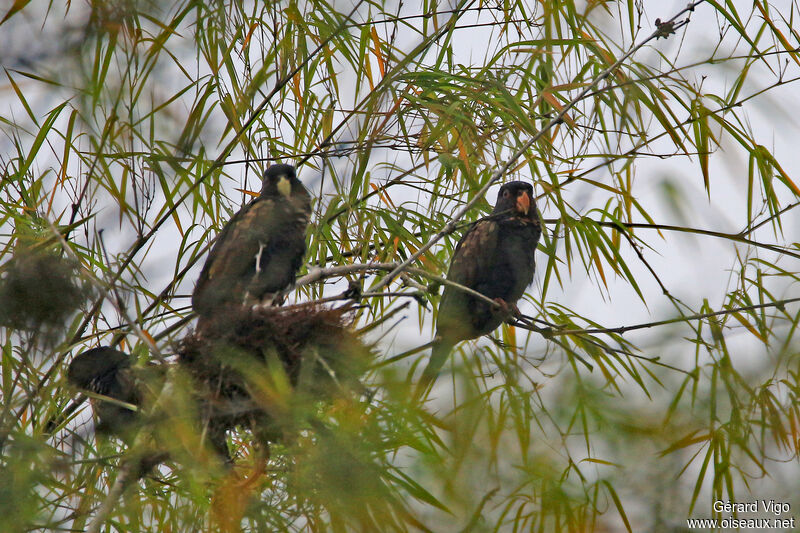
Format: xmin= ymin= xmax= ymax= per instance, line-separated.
xmin=516 ymin=191 xmax=530 ymax=216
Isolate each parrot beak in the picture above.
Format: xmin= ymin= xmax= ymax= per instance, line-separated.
xmin=276 ymin=176 xmax=292 ymax=197
xmin=516 ymin=191 xmax=530 ymax=216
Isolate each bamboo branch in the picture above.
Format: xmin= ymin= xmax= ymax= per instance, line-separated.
xmin=296 ymin=262 xmax=503 ymax=310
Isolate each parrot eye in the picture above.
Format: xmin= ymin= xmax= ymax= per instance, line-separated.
xmin=502 ymin=189 xmax=510 ymax=198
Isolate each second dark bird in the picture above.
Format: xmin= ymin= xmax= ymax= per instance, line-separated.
xmin=192 ymin=164 xmax=311 ymax=323
xmin=418 ymin=181 xmax=541 ymax=396
xmin=67 ymin=347 xmax=170 ymax=473
xmin=67 ymin=346 xmax=142 ymax=439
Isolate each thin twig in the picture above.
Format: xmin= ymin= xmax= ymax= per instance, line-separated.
xmin=514 ymin=296 xmax=800 ymax=337
xmin=345 ymin=6 xmax=535 ymax=28
xmin=740 ymin=201 xmax=800 ymax=236
xmin=617 ymin=225 xmax=674 ymax=298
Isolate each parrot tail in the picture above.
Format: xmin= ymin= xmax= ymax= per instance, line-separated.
xmin=414 ymin=337 xmax=455 ymax=401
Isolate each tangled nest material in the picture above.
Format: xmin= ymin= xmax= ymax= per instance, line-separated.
xmin=0 ymin=250 xmax=91 ymax=334
xmin=177 ymin=303 xmax=372 ymax=457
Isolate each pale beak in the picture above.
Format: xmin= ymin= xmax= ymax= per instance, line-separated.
xmin=276 ymin=175 xmax=291 ymax=197
xmin=516 ymin=191 xmax=530 ymax=215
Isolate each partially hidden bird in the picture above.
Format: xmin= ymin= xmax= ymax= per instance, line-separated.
xmin=67 ymin=347 xmax=172 ymax=474
xmin=418 ymin=181 xmax=541 ymax=397
xmin=192 ymin=164 xmax=311 ymax=324
xmin=67 ymin=346 xmax=142 ymax=438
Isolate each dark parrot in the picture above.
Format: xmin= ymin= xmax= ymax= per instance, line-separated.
xmin=67 ymin=346 xmax=141 ymax=437
xmin=418 ymin=181 xmax=541 ymax=396
xmin=68 ymin=347 xmax=171 ymax=473
xmin=192 ymin=164 xmax=311 ymax=321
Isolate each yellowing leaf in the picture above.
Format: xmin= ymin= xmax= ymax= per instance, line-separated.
xmin=234 ymin=188 xmax=260 ymax=198
xmin=592 ymin=250 xmax=607 ymax=288
xmin=370 ymin=27 xmax=385 ymax=77
xmin=730 ymin=312 xmax=766 ymax=343
xmin=542 ymin=91 xmax=576 ymax=127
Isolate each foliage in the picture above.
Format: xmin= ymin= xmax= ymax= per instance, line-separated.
xmin=1 ymin=0 xmax=799 ymax=531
